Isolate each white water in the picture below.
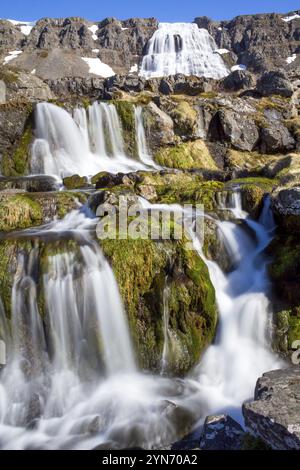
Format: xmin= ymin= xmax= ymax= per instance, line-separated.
xmin=0 ymin=193 xmax=282 ymax=448
xmin=140 ymin=22 xmax=229 ymax=79
xmin=30 ymin=102 xmax=157 ymax=178
xmin=134 ymin=106 xmax=160 ymax=168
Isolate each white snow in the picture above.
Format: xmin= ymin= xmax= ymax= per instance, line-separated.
xmin=82 ymin=57 xmax=115 ymax=77
xmin=31 ymin=69 xmax=36 ymax=75
xmin=6 ymin=19 xmax=35 ymax=35
xmin=282 ymin=14 xmax=300 ymax=22
xmin=215 ymin=48 xmax=229 ymax=55
xmin=3 ymin=50 xmax=23 ymax=65
xmin=129 ymin=64 xmax=138 ymax=73
xmin=92 ymin=49 xmax=99 ymax=53
xmin=218 ymin=27 xmax=223 ymax=31
xmin=88 ymin=25 xmax=98 ymax=41
xmin=121 ymin=27 xmax=129 ymax=31
xmin=231 ymin=64 xmax=247 ymax=71
xmin=286 ymin=54 xmax=297 ymax=64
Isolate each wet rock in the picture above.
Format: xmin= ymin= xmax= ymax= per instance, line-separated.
xmin=272 ymin=187 xmax=300 ymax=216
xmin=0 ymin=175 xmax=59 ymax=192
xmin=199 ymin=414 xmax=245 ymax=450
xmin=256 ymin=71 xmax=294 ymax=98
xmin=243 ymin=367 xmax=300 ymax=450
xmin=25 ymin=393 xmax=42 ymax=428
xmin=220 ymin=70 xmax=256 ymax=92
xmin=260 ymin=123 xmax=295 ymax=154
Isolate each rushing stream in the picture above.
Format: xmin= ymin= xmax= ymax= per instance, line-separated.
xmin=0 ymin=190 xmax=282 ymax=449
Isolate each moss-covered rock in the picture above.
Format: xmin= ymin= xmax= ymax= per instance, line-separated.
xmin=63 ymin=174 xmax=88 ymax=190
xmin=0 ymin=194 xmax=43 ymax=231
xmin=100 ymin=236 xmax=217 ymax=375
xmin=169 ymin=101 xmax=198 ymax=137
xmin=154 ymin=140 xmax=217 ymax=170
xmin=113 ymin=100 xmax=137 ymax=157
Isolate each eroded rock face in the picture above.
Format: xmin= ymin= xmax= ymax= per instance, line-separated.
xmin=256 ymin=71 xmax=294 ymax=98
xmin=260 ymin=122 xmax=295 ymax=153
xmin=195 ymin=11 xmax=300 ymax=73
xmin=220 ymin=69 xmax=256 ymax=92
xmin=243 ymin=368 xmax=300 ymax=450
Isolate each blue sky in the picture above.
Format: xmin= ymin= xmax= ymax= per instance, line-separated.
xmin=1 ymin=0 xmax=299 ymax=23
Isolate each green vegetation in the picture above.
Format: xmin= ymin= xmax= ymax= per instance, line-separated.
xmin=154 ymin=140 xmax=217 ymax=170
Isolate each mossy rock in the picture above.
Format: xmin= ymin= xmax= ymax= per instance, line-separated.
xmin=170 ymin=101 xmax=198 ymax=136
xmin=100 ymin=235 xmax=217 ymax=375
xmin=113 ymin=100 xmax=137 ymax=157
xmin=0 ymin=194 xmax=43 ymax=231
xmin=154 ymin=140 xmax=217 ymax=170
xmin=63 ymin=174 xmax=88 ymax=190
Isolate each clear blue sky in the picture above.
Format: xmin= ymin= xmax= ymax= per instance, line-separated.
xmin=1 ymin=0 xmax=299 ymax=23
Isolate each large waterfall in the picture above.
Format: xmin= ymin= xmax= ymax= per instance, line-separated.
xmin=31 ymin=102 xmax=157 ymax=178
xmin=140 ymin=23 xmax=229 ymax=79
xmin=0 ymin=192 xmax=281 ymax=449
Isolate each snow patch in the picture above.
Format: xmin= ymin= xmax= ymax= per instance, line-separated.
xmin=121 ymin=27 xmax=129 ymax=31
xmin=231 ymin=64 xmax=247 ymax=72
xmin=82 ymin=57 xmax=115 ymax=77
xmin=286 ymin=54 xmax=297 ymax=64
xmin=218 ymin=27 xmax=223 ymax=31
xmin=3 ymin=50 xmax=23 ymax=65
xmin=88 ymin=25 xmax=98 ymax=41
xmin=215 ymin=48 xmax=229 ymax=55
xmin=7 ymin=19 xmax=35 ymax=35
xmin=282 ymin=14 xmax=300 ymax=22
xmin=31 ymin=69 xmax=36 ymax=75
xmin=129 ymin=64 xmax=138 ymax=73
xmin=92 ymin=49 xmax=99 ymax=53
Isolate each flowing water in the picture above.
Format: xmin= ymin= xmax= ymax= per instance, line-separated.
xmin=30 ymin=102 xmax=157 ymax=178
xmin=0 ymin=191 xmax=282 ymax=449
xmin=140 ymin=23 xmax=229 ymax=79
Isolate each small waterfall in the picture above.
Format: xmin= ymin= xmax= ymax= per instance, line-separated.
xmin=31 ymin=102 xmax=157 ymax=178
xmin=161 ymin=283 xmax=170 ymax=373
xmin=140 ymin=23 xmax=229 ymax=79
xmin=134 ymin=106 xmax=160 ymax=168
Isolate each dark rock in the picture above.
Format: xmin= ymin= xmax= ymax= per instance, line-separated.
xmin=199 ymin=414 xmax=245 ymax=450
xmin=46 ymin=76 xmax=104 ymax=98
xmin=243 ymin=367 xmax=300 ymax=450
xmin=220 ymin=70 xmax=256 ymax=92
xmin=104 ymin=74 xmax=145 ymax=94
xmin=272 ymin=187 xmax=300 ymax=216
xmin=209 ymin=109 xmax=259 ymax=151
xmin=157 ymin=74 xmax=213 ymax=96
xmin=256 ymin=71 xmax=294 ymax=98
xmin=0 ymin=175 xmax=60 ymax=192
xmin=260 ymin=122 xmax=295 ymax=153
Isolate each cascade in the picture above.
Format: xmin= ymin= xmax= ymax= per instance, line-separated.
xmin=0 ymin=192 xmax=282 ymax=448
xmin=140 ymin=23 xmax=229 ymax=79
xmin=30 ymin=102 xmax=158 ymax=178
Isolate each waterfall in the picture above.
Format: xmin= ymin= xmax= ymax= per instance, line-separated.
xmin=0 ymin=192 xmax=282 ymax=449
xmin=31 ymin=102 xmax=157 ymax=178
xmin=134 ymin=106 xmax=160 ymax=168
xmin=140 ymin=23 xmax=229 ymax=79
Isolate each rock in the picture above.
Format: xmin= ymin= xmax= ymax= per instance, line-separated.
xmin=137 ymin=184 xmax=157 ymax=201
xmin=143 ymin=102 xmax=175 ymax=151
xmin=157 ymin=74 xmax=213 ymax=96
xmin=199 ymin=414 xmax=245 ymax=450
xmin=272 ymin=187 xmax=300 ymax=216
xmin=0 ymin=19 xmax=24 ymax=50
xmin=46 ymin=76 xmax=104 ymax=98
xmin=0 ymin=175 xmax=60 ymax=192
xmin=243 ymin=367 xmax=300 ymax=450
xmin=0 ymin=339 xmax=6 ymax=367
xmin=260 ymin=123 xmax=295 ymax=153
xmin=0 ymin=80 xmax=6 ymax=104
xmin=63 ymin=174 xmax=88 ymax=190
xmin=2 ymin=69 xmax=54 ymax=102
xmin=104 ymin=74 xmax=145 ymax=95
xmin=209 ymin=109 xmax=259 ymax=151
xmin=256 ymin=71 xmax=294 ymax=98
xmin=220 ymin=70 xmax=256 ymax=92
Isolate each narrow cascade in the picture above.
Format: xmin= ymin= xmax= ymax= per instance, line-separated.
xmin=134 ymin=106 xmax=160 ymax=168
xmin=140 ymin=23 xmax=229 ymax=79
xmin=30 ymin=102 xmax=157 ymax=178
xmin=161 ymin=283 xmax=170 ymax=373
xmin=189 ymin=192 xmax=283 ymax=421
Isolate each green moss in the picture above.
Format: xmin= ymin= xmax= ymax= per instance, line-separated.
xmin=63 ymin=174 xmax=87 ymax=190
xmin=154 ymin=140 xmax=218 ymax=170
xmin=113 ymin=100 xmax=137 ymax=157
xmin=0 ymin=68 xmax=18 ymax=84
xmin=100 ymin=231 xmax=217 ymax=374
xmin=0 ymin=194 xmax=42 ymax=231
xmin=171 ymin=101 xmax=198 ymax=136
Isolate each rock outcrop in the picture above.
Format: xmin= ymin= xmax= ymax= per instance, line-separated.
xmin=243 ymin=368 xmax=300 ymax=450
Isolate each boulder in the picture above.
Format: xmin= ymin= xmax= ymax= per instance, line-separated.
xmin=143 ymin=102 xmax=175 ymax=151
xmin=272 ymin=187 xmax=300 ymax=216
xmin=157 ymin=74 xmax=214 ymax=96
xmin=209 ymin=109 xmax=259 ymax=151
xmin=220 ymin=70 xmax=256 ymax=92
xmin=63 ymin=174 xmax=88 ymax=190
xmin=243 ymin=367 xmax=300 ymax=450
xmin=199 ymin=414 xmax=245 ymax=450
xmin=260 ymin=123 xmax=295 ymax=153
xmin=256 ymin=71 xmax=294 ymax=98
